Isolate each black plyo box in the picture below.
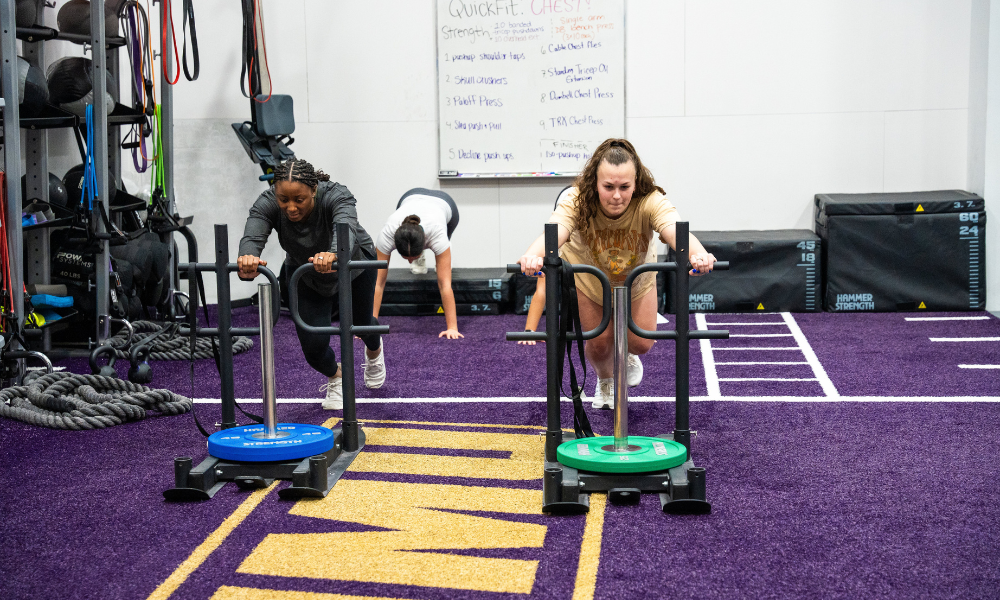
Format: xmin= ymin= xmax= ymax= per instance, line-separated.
xmin=380 ymin=303 xmax=499 ymax=316
xmin=661 ymin=230 xmax=821 ymax=313
xmin=381 ymin=268 xmax=510 ymax=307
xmin=815 ymin=190 xmax=986 ymax=312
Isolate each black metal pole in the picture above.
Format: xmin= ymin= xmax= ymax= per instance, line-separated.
xmin=215 ymin=224 xmax=237 ymax=430
xmin=337 ymin=222 xmax=360 ymax=452
xmin=674 ymin=222 xmax=691 ymax=452
xmin=544 ymin=223 xmax=561 ymax=462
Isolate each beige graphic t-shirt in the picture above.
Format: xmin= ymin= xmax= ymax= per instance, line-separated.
xmin=550 ymin=187 xmax=678 ymax=304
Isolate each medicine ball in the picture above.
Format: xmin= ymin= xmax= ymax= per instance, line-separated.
xmin=17 ymin=56 xmax=49 ymax=118
xmin=21 ymin=173 xmax=69 ymax=208
xmin=46 ymin=56 xmax=115 ymax=118
xmin=15 ymin=0 xmax=38 ymax=27
xmin=57 ymin=0 xmax=127 ymax=39
xmin=62 ymin=164 xmax=118 ymax=210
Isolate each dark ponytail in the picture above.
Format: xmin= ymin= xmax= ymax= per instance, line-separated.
xmin=394 ymin=215 xmax=425 ymax=258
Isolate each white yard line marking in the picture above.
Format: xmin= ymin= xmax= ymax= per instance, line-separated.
xmin=703 ymin=322 xmax=787 ymax=326
xmin=729 ymin=334 xmax=794 ymax=338
xmin=712 ymin=347 xmax=802 ymax=351
xmin=906 ymin=316 xmax=990 ymax=321
xmin=959 ymin=364 xmax=1000 ymax=369
xmin=930 ymin=337 xmax=1000 ymax=342
xmin=718 ymin=378 xmax=818 ymax=382
xmin=715 ymin=361 xmax=809 ymax=365
xmin=189 ymin=396 xmax=1000 ymax=403
xmin=695 ymin=312 xmax=721 ymax=399
xmin=782 ymin=312 xmax=840 ymax=397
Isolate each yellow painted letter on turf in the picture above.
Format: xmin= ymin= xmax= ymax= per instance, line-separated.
xmin=238 ymin=480 xmax=545 ymax=593
xmin=350 ymin=426 xmax=544 ymax=480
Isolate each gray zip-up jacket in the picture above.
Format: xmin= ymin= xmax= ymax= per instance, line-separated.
xmin=238 ymin=180 xmax=376 ymax=296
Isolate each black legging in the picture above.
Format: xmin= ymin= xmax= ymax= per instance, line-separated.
xmin=289 ymin=268 xmax=381 ymax=377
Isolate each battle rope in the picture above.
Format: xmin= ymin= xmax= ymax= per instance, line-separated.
xmin=104 ymin=320 xmax=254 ymax=361
xmin=0 ymin=372 xmax=192 ymax=430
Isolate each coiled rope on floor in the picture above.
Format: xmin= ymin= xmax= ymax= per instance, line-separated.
xmin=108 ymin=320 xmax=254 ymax=360
xmin=0 ymin=372 xmax=192 ymax=430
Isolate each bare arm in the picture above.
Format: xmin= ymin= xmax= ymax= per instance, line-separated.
xmin=435 ymin=249 xmax=462 ymax=339
xmin=659 ymin=224 xmax=716 ymax=276
xmin=373 ymin=249 xmax=390 ymax=319
xmin=517 ymin=276 xmax=546 ymax=345
xmin=517 ymin=224 xmax=573 ymax=276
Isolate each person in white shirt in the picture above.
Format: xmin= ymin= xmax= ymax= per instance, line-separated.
xmin=373 ymin=188 xmax=463 ymax=339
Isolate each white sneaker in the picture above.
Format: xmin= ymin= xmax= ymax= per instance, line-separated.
xmin=627 ymin=353 xmax=643 ymax=387
xmin=410 ymin=254 xmax=428 ymax=275
xmin=363 ymin=338 xmax=386 ymax=389
xmin=592 ymin=378 xmax=614 ymax=410
xmin=320 ymin=364 xmax=343 ymax=410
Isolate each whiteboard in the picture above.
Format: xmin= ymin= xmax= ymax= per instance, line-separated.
xmin=437 ymin=0 xmax=625 ymax=178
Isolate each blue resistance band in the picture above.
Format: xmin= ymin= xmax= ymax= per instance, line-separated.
xmin=80 ymin=104 xmax=98 ymax=212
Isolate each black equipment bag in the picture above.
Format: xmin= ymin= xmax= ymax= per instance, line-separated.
xmin=815 ymin=190 xmax=986 ymax=312
xmin=662 ymin=230 xmax=821 ymax=313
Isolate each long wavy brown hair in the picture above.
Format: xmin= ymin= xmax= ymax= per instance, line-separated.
xmin=572 ymin=138 xmax=664 ymax=233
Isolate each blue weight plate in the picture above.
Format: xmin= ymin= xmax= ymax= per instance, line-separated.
xmin=208 ymin=423 xmax=335 ymax=462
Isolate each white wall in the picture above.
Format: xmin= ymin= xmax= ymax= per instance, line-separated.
xmin=982 ymin=0 xmax=1000 ymax=310
xmin=41 ymin=0 xmax=982 ymax=302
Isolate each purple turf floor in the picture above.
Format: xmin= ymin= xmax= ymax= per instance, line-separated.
xmin=49 ymin=309 xmax=1000 ymax=400
xmin=2 ymin=310 xmax=999 ymax=600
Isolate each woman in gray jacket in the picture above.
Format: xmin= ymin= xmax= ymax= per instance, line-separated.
xmin=237 ymin=159 xmax=385 ymax=410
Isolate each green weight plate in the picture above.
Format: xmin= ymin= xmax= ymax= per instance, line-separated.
xmin=557 ymin=436 xmax=687 ymax=474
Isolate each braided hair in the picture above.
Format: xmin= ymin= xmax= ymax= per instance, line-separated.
xmin=394 ymin=215 xmax=425 ymax=258
xmin=572 ymin=138 xmax=664 ymax=233
xmin=271 ymin=159 xmax=331 ymax=190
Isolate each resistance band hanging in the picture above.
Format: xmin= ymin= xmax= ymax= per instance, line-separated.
xmin=556 ymin=259 xmax=593 ymax=440
xmin=182 ymin=0 xmax=199 ymax=81
xmin=150 ymin=104 xmax=166 ymax=202
xmin=240 ymin=0 xmax=271 ymax=102
xmin=83 ymin=105 xmax=128 ymax=241
xmin=121 ymin=0 xmax=154 ymax=172
xmin=0 ymin=172 xmax=14 ymax=336
xmin=161 ymin=0 xmax=180 ymax=85
xmin=81 ymin=105 xmax=98 ymax=213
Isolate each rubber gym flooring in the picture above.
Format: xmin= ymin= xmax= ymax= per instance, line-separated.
xmin=2 ymin=309 xmax=999 ymax=599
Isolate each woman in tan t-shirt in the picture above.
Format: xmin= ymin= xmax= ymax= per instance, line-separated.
xmin=517 ymin=138 xmax=716 ymax=410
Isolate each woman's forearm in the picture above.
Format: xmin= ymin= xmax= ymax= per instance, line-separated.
xmin=373 ymin=250 xmax=391 ymax=318
xmin=440 ymin=285 xmax=459 ymax=331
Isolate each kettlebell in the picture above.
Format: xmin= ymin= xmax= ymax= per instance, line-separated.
xmin=89 ymin=345 xmax=118 ymax=377
xmin=128 ymin=347 xmax=153 ymax=384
